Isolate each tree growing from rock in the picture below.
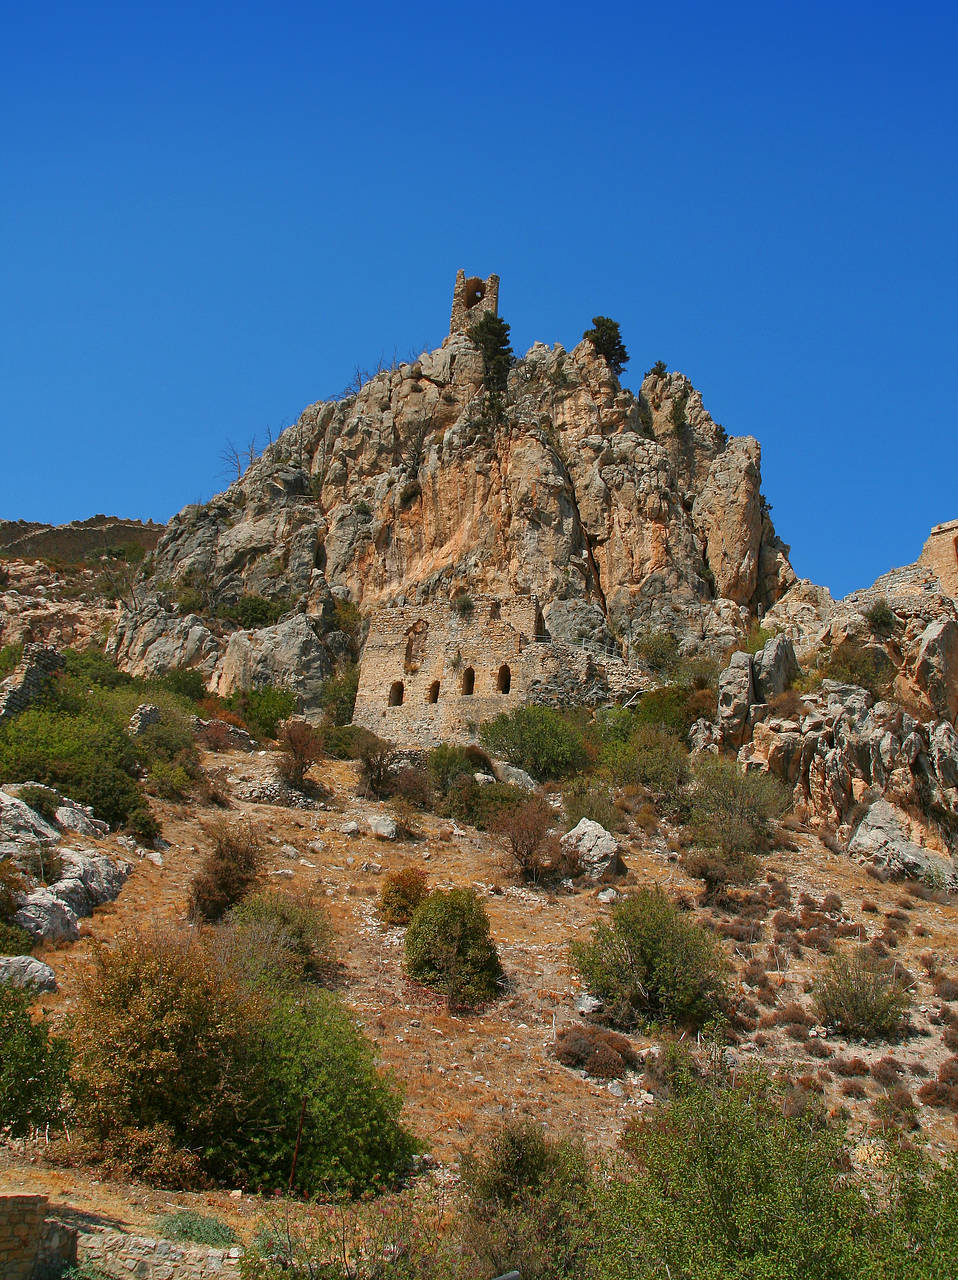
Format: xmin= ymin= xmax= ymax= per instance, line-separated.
xmin=469 ymin=313 xmax=513 ymax=395
xmin=583 ymin=316 xmax=629 ymax=378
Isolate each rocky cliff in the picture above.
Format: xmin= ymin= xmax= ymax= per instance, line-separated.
xmin=110 ymin=335 xmax=796 ymax=701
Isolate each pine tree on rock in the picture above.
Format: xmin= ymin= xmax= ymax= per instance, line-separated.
xmin=583 ymin=316 xmax=629 ymax=379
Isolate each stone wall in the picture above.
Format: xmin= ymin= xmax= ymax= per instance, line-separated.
xmin=920 ymin=519 xmax=958 ymax=597
xmin=0 ymin=1195 xmax=76 ymax=1280
xmin=0 ymin=644 xmax=65 ymax=725
xmin=353 ymin=594 xmax=650 ymax=747
xmin=78 ymin=1229 xmax=243 ymax=1279
xmin=0 ymin=516 xmax=163 ymax=563
xmin=449 ymin=268 xmax=499 ymax=335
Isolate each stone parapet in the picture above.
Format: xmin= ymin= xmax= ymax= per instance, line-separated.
xmin=78 ymin=1229 xmax=244 ymax=1279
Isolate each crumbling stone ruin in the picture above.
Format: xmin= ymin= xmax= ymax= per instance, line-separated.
xmin=449 ymin=268 xmax=499 ymax=335
xmin=0 ymin=644 xmax=64 ymax=725
xmin=919 ymin=518 xmax=958 ymax=597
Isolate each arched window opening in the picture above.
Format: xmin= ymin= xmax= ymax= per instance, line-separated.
xmin=388 ymin=681 xmax=405 ymax=706
xmin=461 ymin=667 xmax=475 ymax=696
xmin=497 ymin=664 xmax=511 ymax=694
xmin=427 ymin=680 xmax=440 ymax=704
xmin=489 ymin=601 xmax=501 ymax=620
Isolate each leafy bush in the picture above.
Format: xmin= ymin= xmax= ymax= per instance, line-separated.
xmin=0 ymin=984 xmax=71 ymax=1137
xmin=554 ymin=1023 xmax=638 ymax=1078
xmin=820 ymin=642 xmax=895 ymax=699
xmin=0 ymin=919 xmax=35 ymax=954
xmin=460 ymin=1119 xmax=591 ymax=1280
xmin=688 ymin=754 xmax=788 ymax=855
xmin=451 ymin=589 xmax=474 ymax=617
xmin=357 ymin=732 xmax=398 ymax=798
xmin=318 ymin=662 xmax=359 ymax=726
xmin=70 ymin=927 xmax=413 ymax=1195
xmin=188 ymin=816 xmax=265 ymax=922
xmin=479 ymin=705 xmax=587 ymax=780
xmin=743 ymin=621 xmax=780 ymax=654
xmin=440 ymin=776 xmax=528 ymax=830
xmin=155 ymin=1210 xmax=237 ymax=1247
xmin=570 ymin=888 xmax=727 ymax=1030
xmin=17 ymin=782 xmax=60 ymax=824
xmin=864 ymin=598 xmax=897 ymax=637
xmin=427 ymin=743 xmax=476 ymax=795
xmin=217 ymin=594 xmax=290 ymax=629
xmin=62 ymin=646 xmax=133 ymax=689
xmin=379 ymin=867 xmax=430 ymax=926
xmin=561 ymin=776 xmax=622 ymax=832
xmin=813 ymin=947 xmax=910 ymax=1039
xmin=645 ymin=360 xmax=668 ymax=378
xmin=227 ymin=685 xmax=296 ymax=739
xmin=220 ymin=889 xmax=335 ymax=988
xmin=631 ymin=683 xmax=714 ymax=737
xmin=276 ymin=718 xmax=323 ymax=789
xmin=681 ymin=847 xmax=758 ymax=902
xmin=633 ymin=629 xmax=679 ymax=673
xmin=405 ymin=888 xmax=503 ymax=1008
xmin=0 ymin=642 xmax=23 ymax=679
xmin=602 ymin=724 xmax=688 ymax=795
xmin=159 ymin=667 xmax=208 ymax=702
xmin=583 ymin=316 xmax=629 ymax=378
xmin=391 ymin=765 xmax=433 ymax=809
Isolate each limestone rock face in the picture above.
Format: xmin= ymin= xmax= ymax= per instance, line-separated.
xmin=752 ymin=633 xmax=800 ymax=704
xmin=214 ymin=614 xmax=332 ymax=710
xmin=717 ymin=651 xmax=754 ymax=749
xmin=111 ymin=342 xmax=797 ymax=706
xmin=912 ymin=618 xmax=958 ymax=723
xmin=847 ymin=798 xmax=956 ymax=886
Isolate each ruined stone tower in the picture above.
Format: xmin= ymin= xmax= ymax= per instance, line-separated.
xmin=449 ymin=270 xmax=500 ymax=335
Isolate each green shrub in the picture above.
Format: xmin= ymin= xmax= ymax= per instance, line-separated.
xmin=0 ymin=919 xmax=35 ymax=954
xmin=743 ymin=620 xmax=780 ymax=654
xmin=70 ymin=927 xmax=413 ymax=1196
xmin=405 ymin=888 xmax=502 ymax=1008
xmin=468 ymin=312 xmax=513 ymax=394
xmin=379 ymin=867 xmax=430 ymax=926
xmin=217 ymin=594 xmax=290 ymax=629
xmin=158 ymin=667 xmax=208 ymax=702
xmin=821 ymin=642 xmax=895 ymax=699
xmin=451 ymin=589 xmax=474 ymax=617
xmin=276 ymin=719 xmax=324 ymax=789
xmin=688 ymin=754 xmax=788 ymax=855
xmin=357 ymin=732 xmax=398 ymax=798
xmin=864 ymin=598 xmax=897 ymax=637
xmin=148 ymin=761 xmax=193 ymax=800
xmin=583 ymin=316 xmax=629 ymax=379
xmin=318 ymin=662 xmax=359 ymax=726
xmin=62 ymin=646 xmax=133 ymax=689
xmin=602 ymin=724 xmax=688 ymax=794
xmin=631 ymin=684 xmax=714 ymax=737
xmin=155 ymin=1210 xmax=237 ymax=1247
xmin=0 ymin=984 xmax=71 ymax=1137
xmin=188 ymin=816 xmax=265 ymax=922
xmin=479 ymin=705 xmax=587 ymax=780
xmin=813 ymin=947 xmax=910 ymax=1039
xmin=222 ymin=889 xmax=335 ymax=987
xmin=633 ymin=629 xmax=679 ymax=673
xmin=427 ymin=743 xmax=476 ymax=795
xmin=227 ymin=685 xmax=296 ymax=739
xmin=0 ymin=642 xmax=23 ymax=679
xmin=561 ymin=776 xmax=622 ymax=832
xmin=460 ymin=1119 xmax=591 ymax=1280
xmin=645 ymin=360 xmax=668 ymax=378
xmin=16 ymin=783 xmax=60 ymax=824
xmin=440 ymin=776 xmax=528 ymax=830
xmin=570 ymin=888 xmax=727 ymax=1030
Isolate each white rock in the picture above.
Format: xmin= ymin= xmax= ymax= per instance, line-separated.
xmin=369 ymin=815 xmax=397 ymax=840
xmin=560 ymin=818 xmax=621 ymax=880
xmin=0 ymin=955 xmax=57 ymax=991
xmin=341 ymin=821 xmax=360 ymax=836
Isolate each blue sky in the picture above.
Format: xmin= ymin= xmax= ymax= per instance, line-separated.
xmin=1 ymin=1 xmax=955 ymax=597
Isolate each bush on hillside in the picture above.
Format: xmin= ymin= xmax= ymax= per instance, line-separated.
xmin=561 ymin=776 xmax=622 ymax=833
xmin=217 ymin=594 xmax=290 ymax=629
xmin=0 ymin=642 xmax=23 ymax=679
xmin=226 ymin=685 xmax=296 ymax=739
xmin=157 ymin=666 xmax=208 ymax=703
xmin=219 ymin=889 xmax=335 ymax=988
xmin=688 ymin=753 xmax=788 ymax=855
xmin=0 ymin=984 xmax=71 ymax=1138
xmin=864 ymin=599 xmax=897 ymax=637
xmin=603 ymin=724 xmax=688 ymax=795
xmin=378 ymin=867 xmax=430 ymax=926
xmin=631 ymin=684 xmax=715 ymax=737
xmin=155 ymin=1211 xmax=237 ymax=1247
xmin=570 ymin=888 xmax=727 ymax=1030
xmin=492 ymin=795 xmax=565 ymax=882
xmin=276 ymin=718 xmax=324 ymax=789
xmin=0 ymin=919 xmax=35 ymax=954
xmin=582 ymin=316 xmax=629 ymax=379
xmin=405 ymin=888 xmax=502 ymax=1008
xmin=479 ymin=705 xmax=587 ymax=780
xmin=70 ymin=927 xmax=413 ymax=1195
xmin=427 ymin=743 xmax=477 ymax=796
xmin=357 ymin=731 xmax=398 ymax=798
xmin=318 ymin=662 xmax=359 ymax=726
xmin=440 ymin=776 xmax=529 ymax=830
xmin=188 ymin=817 xmax=265 ymax=922
xmin=813 ymin=947 xmax=910 ymax=1039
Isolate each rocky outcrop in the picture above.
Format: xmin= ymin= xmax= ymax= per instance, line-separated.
xmin=109 ymin=340 xmax=797 ymax=709
xmin=0 ymin=955 xmax=57 ymax=992
xmin=560 ymin=818 xmax=623 ymax=880
xmin=847 ymin=798 xmax=955 ymax=886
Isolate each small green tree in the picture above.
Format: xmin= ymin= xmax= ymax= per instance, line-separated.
xmin=469 ymin=312 xmax=513 ymax=394
xmin=479 ymin=705 xmax=587 ymax=780
xmin=813 ymin=947 xmax=910 ymax=1039
xmin=583 ymin=317 xmax=629 ymax=378
xmin=405 ymin=888 xmax=503 ymax=1008
xmin=0 ymin=985 xmax=71 ymax=1138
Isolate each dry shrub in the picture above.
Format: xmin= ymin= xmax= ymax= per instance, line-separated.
xmin=492 ymin=795 xmax=563 ymax=882
xmin=841 ymin=1079 xmax=867 ymax=1099
xmin=634 ymin=802 xmax=658 ymax=835
xmin=378 ymin=867 xmax=429 ymax=926
xmin=862 ymin=899 xmax=879 ymax=913
xmin=832 ymin=1055 xmax=869 ymax=1077
xmin=554 ymin=1024 xmax=638 ymax=1078
xmin=768 ymin=688 xmax=802 ymax=719
xmin=199 ymin=720 xmax=233 ymax=752
xmin=776 ymin=1001 xmax=812 ymax=1026
xmin=934 ymin=973 xmax=958 ymax=1002
xmin=870 ymin=1055 xmax=905 ymax=1085
xmin=218 ymin=888 xmax=335 ymax=987
xmin=821 ymin=892 xmax=843 ymax=914
xmin=276 ymin=719 xmax=323 ymax=789
xmin=391 ymin=766 xmax=434 ymax=809
xmin=682 ymin=848 xmax=758 ymax=904
xmin=805 ymin=1038 xmax=832 ymax=1059
xmin=188 ymin=816 xmax=264 ymax=922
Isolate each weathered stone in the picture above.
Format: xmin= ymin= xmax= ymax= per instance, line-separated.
xmin=491 ymin=760 xmax=539 ymax=790
xmin=576 ymin=993 xmax=604 ymax=1016
xmin=912 ymin=617 xmax=958 ymax=722
xmin=847 ymin=799 xmax=956 ymax=885
xmin=14 ymin=890 xmax=79 ymax=942
xmin=560 ymin=818 xmax=621 ymax=880
xmin=0 ymin=955 xmax=57 ymax=991
xmin=752 ymin=633 xmax=800 ymax=704
xmin=717 ymin=650 xmax=753 ymax=748
xmin=368 ymin=815 xmax=397 ymax=840
xmin=0 ymin=790 xmax=60 ymax=843
xmin=215 ymin=614 xmax=332 ymax=712
xmin=128 ymin=703 xmax=163 ymax=736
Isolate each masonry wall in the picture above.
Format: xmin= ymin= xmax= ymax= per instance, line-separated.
xmin=449 ymin=269 xmax=500 ymax=335
xmin=920 ymin=519 xmax=958 ymax=597
xmin=353 ymin=596 xmax=538 ymax=747
xmin=78 ymin=1229 xmax=243 ymax=1279
xmin=0 ymin=1195 xmax=76 ymax=1280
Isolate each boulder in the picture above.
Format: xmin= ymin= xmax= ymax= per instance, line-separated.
xmin=369 ymin=815 xmax=398 ymax=840
xmin=0 ymin=955 xmax=57 ymax=992
xmin=55 ymin=798 xmax=108 ymax=837
xmin=847 ymin=799 xmax=955 ymax=886
xmin=128 ymin=703 xmax=163 ymax=736
xmin=752 ymin=633 xmax=800 ymax=704
xmin=717 ymin=650 xmax=753 ymax=748
xmin=14 ymin=889 xmax=80 ymax=942
xmin=58 ymin=850 xmax=131 ymax=909
xmin=491 ymin=760 xmax=539 ymax=790
xmin=0 ymin=790 xmax=59 ymax=843
xmin=560 ymin=818 xmax=622 ymax=880
xmin=215 ymin=614 xmax=332 ymax=714
xmin=913 ymin=618 xmax=958 ymax=723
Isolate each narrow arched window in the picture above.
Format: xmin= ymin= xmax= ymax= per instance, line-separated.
xmin=497 ymin=664 xmax=511 ymax=694
xmin=461 ymin=667 xmax=475 ymax=696
xmin=427 ymin=680 xmax=440 ymax=704
xmin=388 ymin=680 xmax=404 ymax=706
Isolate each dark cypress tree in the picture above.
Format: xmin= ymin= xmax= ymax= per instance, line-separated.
xmin=583 ymin=316 xmax=629 ymax=379
xmin=468 ymin=312 xmax=513 ymax=394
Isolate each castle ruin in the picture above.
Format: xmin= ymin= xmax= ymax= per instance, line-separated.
xmin=449 ymin=270 xmax=500 ymax=335
xmin=919 ymin=519 xmax=958 ymax=597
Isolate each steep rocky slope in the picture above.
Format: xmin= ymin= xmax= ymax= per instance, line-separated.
xmin=109 ymin=338 xmax=795 ymax=702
